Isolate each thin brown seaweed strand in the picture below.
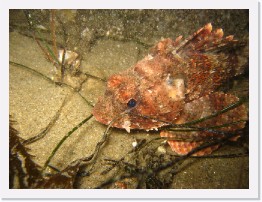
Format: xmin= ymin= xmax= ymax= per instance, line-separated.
xmin=96 ymin=129 xmax=248 ymax=189
xmin=9 ymin=61 xmax=95 ymax=107
xmin=167 ymin=120 xmax=247 ymax=132
xmin=176 ymin=98 xmax=247 ymax=127
xmin=154 ymin=131 xmax=244 ymax=173
xmin=44 ymin=111 xmax=130 ymax=175
xmin=23 ymin=96 xmax=68 ymax=145
xmin=50 ymin=10 xmax=58 ymax=61
xmin=160 ymin=119 xmax=247 ymax=142
xmin=130 ymin=97 xmax=247 ymax=129
xmin=24 ymin=10 xmax=60 ymax=66
xmin=42 ymin=114 xmax=93 ymax=171
xmin=98 ymin=130 xmax=245 ymax=189
xmin=84 ymin=110 xmax=133 ymax=174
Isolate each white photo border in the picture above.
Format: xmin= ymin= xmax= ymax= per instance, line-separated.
xmin=1 ymin=0 xmax=259 ymax=199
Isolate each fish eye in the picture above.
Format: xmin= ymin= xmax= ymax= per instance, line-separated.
xmin=127 ymin=98 xmax=137 ymax=108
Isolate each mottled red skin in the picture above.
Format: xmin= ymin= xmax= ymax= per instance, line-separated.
xmin=93 ymin=23 xmax=248 ymax=156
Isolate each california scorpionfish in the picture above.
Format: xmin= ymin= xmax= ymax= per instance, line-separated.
xmin=93 ymin=23 xmax=248 ymax=156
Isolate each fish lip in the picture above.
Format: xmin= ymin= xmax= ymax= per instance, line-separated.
xmin=93 ymin=113 xmax=111 ymax=126
xmin=92 ymin=104 xmax=109 ymax=124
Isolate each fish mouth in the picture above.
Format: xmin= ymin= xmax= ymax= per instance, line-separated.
xmin=92 ymin=111 xmax=110 ymax=125
xmin=92 ymin=98 xmax=112 ymax=125
xmin=92 ymin=95 xmax=126 ymax=126
xmin=92 ymin=98 xmax=130 ymax=129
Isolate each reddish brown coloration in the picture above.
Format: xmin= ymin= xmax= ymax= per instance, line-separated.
xmin=160 ymin=92 xmax=247 ymax=156
xmin=114 ymin=181 xmax=127 ymax=189
xmin=93 ymin=23 xmax=248 ymax=156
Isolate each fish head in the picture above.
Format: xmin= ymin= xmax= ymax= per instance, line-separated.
xmin=93 ymin=56 xmax=186 ymax=132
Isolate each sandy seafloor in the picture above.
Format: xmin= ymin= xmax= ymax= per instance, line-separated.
xmin=9 ymin=9 xmax=249 ymax=189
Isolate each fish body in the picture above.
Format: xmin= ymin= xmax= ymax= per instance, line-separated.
xmin=93 ymin=23 xmax=248 ymax=156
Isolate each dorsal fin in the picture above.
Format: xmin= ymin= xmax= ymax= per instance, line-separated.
xmin=174 ymin=23 xmax=238 ymax=56
xmin=175 ymin=23 xmax=213 ymax=52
